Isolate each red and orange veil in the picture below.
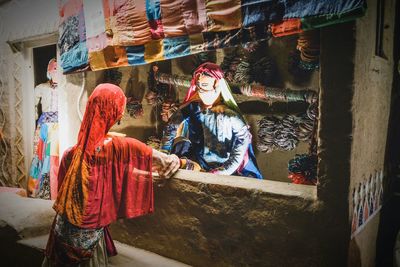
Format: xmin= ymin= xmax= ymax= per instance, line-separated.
xmin=54 ymin=84 xmax=154 ymax=228
xmin=183 ymin=62 xmax=242 ymax=116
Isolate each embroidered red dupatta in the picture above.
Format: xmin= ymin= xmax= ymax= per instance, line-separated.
xmin=54 ymin=83 xmax=153 ymax=228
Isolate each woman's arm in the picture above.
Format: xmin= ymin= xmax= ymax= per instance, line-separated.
xmin=152 ymin=149 xmax=180 ymax=178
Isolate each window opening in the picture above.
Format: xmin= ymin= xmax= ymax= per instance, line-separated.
xmin=109 ymin=33 xmax=320 ymax=185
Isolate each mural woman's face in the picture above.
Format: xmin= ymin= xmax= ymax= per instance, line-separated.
xmin=196 ymin=74 xmax=221 ymax=107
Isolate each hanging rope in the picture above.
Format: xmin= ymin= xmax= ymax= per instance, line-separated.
xmin=77 ymin=72 xmax=86 ymax=121
xmin=257 ymin=115 xmax=299 ymax=153
xmin=287 ymin=102 xmax=319 ymax=185
xmin=155 ymin=72 xmax=192 ymax=88
xmin=152 ymin=72 xmax=317 ymax=104
xmin=240 ymin=84 xmax=317 ymax=104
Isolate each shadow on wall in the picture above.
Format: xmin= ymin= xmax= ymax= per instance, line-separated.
xmin=125 ymin=67 xmax=146 ymax=102
xmin=348 ymin=238 xmax=362 ymax=267
xmin=375 ymin=196 xmax=400 ymax=267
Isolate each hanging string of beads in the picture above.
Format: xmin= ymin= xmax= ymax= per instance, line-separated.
xmin=126 ymin=97 xmax=144 ymax=119
xmin=288 ymin=29 xmax=320 ymax=79
xmin=297 ymin=102 xmax=318 ymax=141
xmin=296 ymin=30 xmax=320 ymax=71
xmin=287 ymin=102 xmax=319 ymax=185
xmin=220 ymin=46 xmax=276 ymax=86
xmin=257 ymin=102 xmax=318 ymax=153
xmin=287 ymin=154 xmax=318 ymax=185
xmin=221 ymin=48 xmax=244 ymax=84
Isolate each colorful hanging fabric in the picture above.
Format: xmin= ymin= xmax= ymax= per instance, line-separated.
xmin=28 ymin=112 xmax=59 ymax=200
xmin=58 ymin=0 xmax=366 ymax=74
xmin=287 ymin=154 xmax=317 ymax=185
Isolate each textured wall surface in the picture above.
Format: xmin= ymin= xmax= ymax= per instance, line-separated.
xmin=0 ymin=0 xmax=59 ymax=187
xmin=349 ymin=0 xmax=396 ymax=266
xmin=0 ymin=42 xmax=12 ymax=185
xmin=0 ymin=0 xmax=58 ymax=42
xmin=110 ymin=177 xmax=323 ymax=267
xmin=318 ymin=21 xmax=356 ymax=267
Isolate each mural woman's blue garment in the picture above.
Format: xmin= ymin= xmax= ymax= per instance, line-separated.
xmin=162 ymin=102 xmax=263 ymax=179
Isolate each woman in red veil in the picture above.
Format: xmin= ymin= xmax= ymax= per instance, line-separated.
xmin=42 ymin=83 xmax=180 ymax=266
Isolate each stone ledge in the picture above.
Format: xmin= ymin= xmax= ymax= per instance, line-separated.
xmin=17 ymin=234 xmax=48 ymax=251
xmin=16 ymin=234 xmax=190 ymax=267
xmin=109 ymin=241 xmax=191 ymax=267
xmin=111 ymin=175 xmax=322 ymax=267
xmin=168 ymin=169 xmax=317 ymax=200
xmin=0 ymin=192 xmax=55 ymax=239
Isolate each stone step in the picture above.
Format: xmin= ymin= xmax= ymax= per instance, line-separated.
xmin=16 ymin=234 xmax=190 ymax=267
xmin=0 ymin=192 xmax=189 ymax=266
xmin=0 ymin=192 xmax=55 ymax=239
xmin=109 ymin=241 xmax=190 ymax=267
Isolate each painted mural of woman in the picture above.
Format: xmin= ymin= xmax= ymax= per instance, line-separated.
xmin=351 ymin=187 xmax=359 ymax=234
xmin=27 ymin=58 xmax=59 ymax=200
xmin=160 ymin=62 xmax=263 ymax=178
xmin=358 ymin=182 xmax=365 ymax=227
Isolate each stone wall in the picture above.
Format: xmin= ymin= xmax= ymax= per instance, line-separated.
xmin=318 ymin=21 xmax=356 ymax=267
xmin=110 ymin=171 xmax=322 ymax=267
xmin=0 ymin=42 xmax=12 ymax=185
xmin=349 ymin=0 xmax=396 ymax=266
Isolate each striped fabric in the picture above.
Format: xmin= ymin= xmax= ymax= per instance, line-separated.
xmin=59 ymin=0 xmax=366 ymax=73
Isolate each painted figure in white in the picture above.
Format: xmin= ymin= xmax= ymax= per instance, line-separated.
xmin=351 ymin=187 xmax=359 ymax=233
xmin=358 ymin=182 xmax=364 ymax=227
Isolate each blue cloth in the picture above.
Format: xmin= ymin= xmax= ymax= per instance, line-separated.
xmin=242 ymin=0 xmax=284 ymax=27
xmin=162 ymin=102 xmax=263 ymax=179
xmin=37 ymin=112 xmax=58 ymax=125
xmin=29 ymin=157 xmax=41 ymax=178
xmin=146 ymin=0 xmax=162 ymax=21
xmin=163 ymin=36 xmax=191 ymax=59
xmin=60 ymin=42 xmax=89 ymax=73
xmin=126 ymin=45 xmax=146 ymax=65
xmin=281 ymin=0 xmax=366 ymax=19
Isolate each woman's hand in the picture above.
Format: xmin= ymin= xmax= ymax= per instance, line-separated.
xmin=152 ymin=149 xmax=180 ymax=179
